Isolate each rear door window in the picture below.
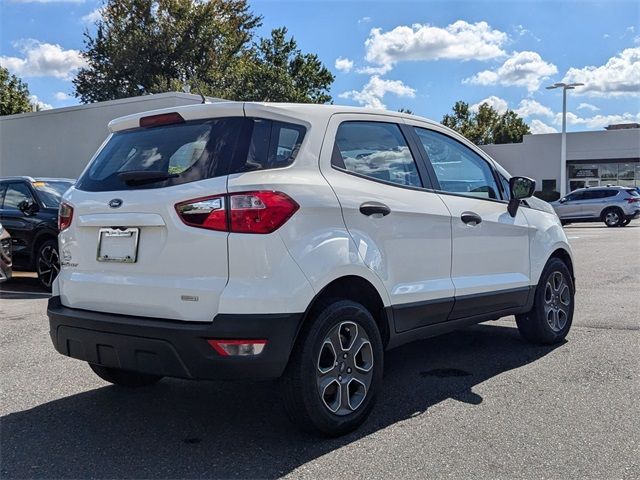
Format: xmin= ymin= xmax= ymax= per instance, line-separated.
xmin=331 ymin=121 xmax=422 ymax=188
xmin=76 ymin=117 xmax=306 ymax=192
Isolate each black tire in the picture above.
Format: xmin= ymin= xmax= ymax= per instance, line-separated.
xmin=602 ymin=208 xmax=624 ymax=227
xmin=516 ymin=258 xmax=574 ymax=345
xmin=89 ymin=364 xmax=163 ymax=387
xmin=36 ymin=239 xmax=60 ymax=291
xmin=281 ymin=299 xmax=384 ymax=436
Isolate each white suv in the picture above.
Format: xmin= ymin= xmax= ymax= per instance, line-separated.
xmin=48 ymin=103 xmax=576 ymax=436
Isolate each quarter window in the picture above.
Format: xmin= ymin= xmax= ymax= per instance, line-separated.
xmin=332 ymin=121 xmax=422 ymax=188
xmin=414 ymin=128 xmax=500 ymax=200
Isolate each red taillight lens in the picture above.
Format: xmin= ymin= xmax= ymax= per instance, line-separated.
xmin=207 ymin=339 xmax=267 ymax=356
xmin=139 ymin=112 xmax=185 ymax=128
xmin=58 ymin=202 xmax=73 ymax=231
xmin=626 ymin=197 xmax=639 ymax=203
xmin=175 ymin=195 xmax=227 ymax=231
xmin=175 ymin=191 xmax=298 ymax=234
xmin=229 ymin=191 xmax=299 ymax=234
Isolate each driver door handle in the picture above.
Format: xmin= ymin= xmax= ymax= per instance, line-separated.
xmin=461 ymin=211 xmax=482 ymax=226
xmin=359 ymin=202 xmax=391 ymax=217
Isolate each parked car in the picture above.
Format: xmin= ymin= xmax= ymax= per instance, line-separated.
xmin=0 ymin=222 xmax=12 ymax=282
xmin=0 ymin=177 xmax=74 ymax=289
xmin=47 ymin=104 xmax=575 ymax=436
xmin=551 ymin=186 xmax=640 ymax=227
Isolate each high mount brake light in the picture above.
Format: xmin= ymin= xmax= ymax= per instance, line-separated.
xmin=58 ymin=202 xmax=74 ymax=231
xmin=175 ymin=191 xmax=299 ymax=234
xmin=139 ymin=112 xmax=185 ymax=128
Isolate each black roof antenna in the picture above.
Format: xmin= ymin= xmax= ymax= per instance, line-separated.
xmin=195 ymin=84 xmax=207 ymax=104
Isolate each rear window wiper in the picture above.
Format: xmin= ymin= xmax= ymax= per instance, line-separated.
xmin=117 ymin=171 xmax=179 ymax=186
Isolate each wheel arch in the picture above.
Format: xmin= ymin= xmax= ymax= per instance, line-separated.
xmin=295 ymin=275 xmax=391 ymax=350
xmin=548 ymin=247 xmax=575 ymax=288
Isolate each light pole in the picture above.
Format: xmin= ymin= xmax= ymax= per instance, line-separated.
xmin=546 ymin=82 xmax=584 ymax=196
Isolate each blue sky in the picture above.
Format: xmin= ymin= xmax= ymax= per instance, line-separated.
xmin=1 ymin=0 xmax=639 ymax=133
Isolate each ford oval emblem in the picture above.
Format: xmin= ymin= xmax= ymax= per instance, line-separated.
xmin=108 ymin=199 xmax=123 ymax=209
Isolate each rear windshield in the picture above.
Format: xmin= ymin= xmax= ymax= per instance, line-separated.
xmin=76 ymin=117 xmax=306 ymax=191
xmin=32 ymin=181 xmax=74 ymax=207
xmin=626 ymin=188 xmax=639 ymax=197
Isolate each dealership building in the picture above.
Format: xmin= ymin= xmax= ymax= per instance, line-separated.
xmin=1 ymin=92 xmax=639 ymax=193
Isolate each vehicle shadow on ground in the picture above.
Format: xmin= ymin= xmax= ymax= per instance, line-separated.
xmin=0 ymin=275 xmax=50 ymax=300
xmin=0 ymin=323 xmax=562 ymax=479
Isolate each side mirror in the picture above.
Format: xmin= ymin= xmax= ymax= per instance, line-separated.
xmin=18 ymin=200 xmax=39 ymax=216
xmin=559 ymin=197 xmax=567 ymax=203
xmin=508 ymin=176 xmax=536 ymax=217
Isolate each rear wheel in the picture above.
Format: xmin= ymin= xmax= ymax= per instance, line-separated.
xmin=516 ymin=258 xmax=574 ymax=345
xmin=89 ymin=364 xmax=163 ymax=387
xmin=602 ymin=208 xmax=623 ymax=227
xmin=281 ymin=299 xmax=384 ymax=436
xmin=36 ymin=239 xmax=60 ymax=291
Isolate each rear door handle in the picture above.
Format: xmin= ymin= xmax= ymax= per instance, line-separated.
xmin=359 ymin=202 xmax=391 ymax=217
xmin=461 ymin=211 xmax=482 ymax=226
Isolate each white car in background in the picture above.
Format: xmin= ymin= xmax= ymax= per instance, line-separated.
xmin=48 ymin=103 xmax=575 ymax=436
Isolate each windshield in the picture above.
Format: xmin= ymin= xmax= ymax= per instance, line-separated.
xmin=32 ymin=181 xmax=74 ymax=208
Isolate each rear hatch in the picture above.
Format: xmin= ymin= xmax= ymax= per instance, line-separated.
xmin=57 ymin=104 xmax=247 ymax=322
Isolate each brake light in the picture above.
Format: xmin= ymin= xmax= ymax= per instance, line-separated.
xmin=58 ymin=202 xmax=73 ymax=231
xmin=175 ymin=191 xmax=298 ymax=234
xmin=139 ymin=112 xmax=185 ymax=128
xmin=626 ymin=197 xmax=639 ymax=203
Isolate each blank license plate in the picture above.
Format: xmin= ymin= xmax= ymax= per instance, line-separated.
xmin=97 ymin=228 xmax=139 ymax=263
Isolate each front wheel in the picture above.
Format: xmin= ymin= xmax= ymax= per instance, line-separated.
xmin=36 ymin=240 xmax=60 ymax=291
xmin=89 ymin=364 xmax=163 ymax=387
xmin=281 ymin=299 xmax=384 ymax=436
xmin=516 ymin=258 xmax=574 ymax=345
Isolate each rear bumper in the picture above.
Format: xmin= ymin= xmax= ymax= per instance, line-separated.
xmin=47 ymin=296 xmax=303 ymax=380
xmin=625 ymin=209 xmax=640 ymax=220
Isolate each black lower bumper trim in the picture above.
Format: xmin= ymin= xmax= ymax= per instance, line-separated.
xmin=47 ymin=297 xmax=303 ymax=380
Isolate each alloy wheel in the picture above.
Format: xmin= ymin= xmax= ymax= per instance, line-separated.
xmin=605 ymin=211 xmax=620 ymax=226
xmin=37 ymin=245 xmax=60 ymax=289
xmin=543 ymin=271 xmax=571 ymax=332
xmin=316 ymin=321 xmax=374 ymax=416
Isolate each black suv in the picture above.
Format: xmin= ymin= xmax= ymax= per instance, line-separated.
xmin=0 ymin=177 xmax=74 ymax=289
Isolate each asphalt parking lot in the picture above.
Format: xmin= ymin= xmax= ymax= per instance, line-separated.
xmin=1 ymin=224 xmax=638 ymax=479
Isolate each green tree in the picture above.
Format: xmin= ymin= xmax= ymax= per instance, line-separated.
xmin=0 ymin=67 xmax=32 ymax=115
xmin=73 ymin=1 xmax=334 ymax=104
xmin=227 ymin=27 xmax=334 ymax=103
xmin=442 ymin=100 xmax=530 ymax=145
xmin=398 ymin=107 xmax=414 ymax=114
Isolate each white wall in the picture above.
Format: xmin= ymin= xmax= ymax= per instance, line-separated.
xmin=0 ymin=93 xmax=221 ymax=179
xmin=481 ymin=129 xmax=640 ymax=189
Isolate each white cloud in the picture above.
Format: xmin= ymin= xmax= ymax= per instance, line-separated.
xmin=334 ymin=57 xmax=354 ymax=73
xmin=363 ymin=21 xmax=507 ymax=73
xmin=358 ymin=16 xmax=371 ymax=24
xmin=559 ymin=111 xmax=640 ymax=129
xmin=81 ymin=8 xmax=102 ymax=24
xmin=54 ymin=91 xmax=71 ymax=101
xmin=470 ymin=95 xmax=508 ymax=114
xmin=29 ymin=95 xmax=53 ymax=111
xmin=561 ymin=47 xmax=640 ymax=97
xmin=577 ymin=102 xmax=599 ymax=112
xmin=514 ymin=99 xmax=554 ymax=118
xmin=530 ymin=119 xmax=557 ymax=134
xmin=464 ymin=51 xmax=557 ymax=92
xmin=339 ymin=75 xmax=415 ymax=109
xmin=0 ymin=39 xmax=86 ymax=80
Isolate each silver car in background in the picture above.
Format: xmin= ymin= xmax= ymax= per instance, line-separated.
xmin=552 ymin=186 xmax=640 ymax=227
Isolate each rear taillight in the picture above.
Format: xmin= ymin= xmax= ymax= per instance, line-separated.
xmin=175 ymin=191 xmax=298 ymax=234
xmin=626 ymin=197 xmax=639 ymax=203
xmin=207 ymin=339 xmax=267 ymax=356
xmin=58 ymin=202 xmax=74 ymax=231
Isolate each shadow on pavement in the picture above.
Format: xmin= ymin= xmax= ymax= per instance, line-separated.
xmin=0 ymin=323 xmax=562 ymax=479
xmin=0 ymin=274 xmax=50 ymax=300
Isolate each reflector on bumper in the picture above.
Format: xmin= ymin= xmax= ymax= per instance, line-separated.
xmin=207 ymin=339 xmax=267 ymax=356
